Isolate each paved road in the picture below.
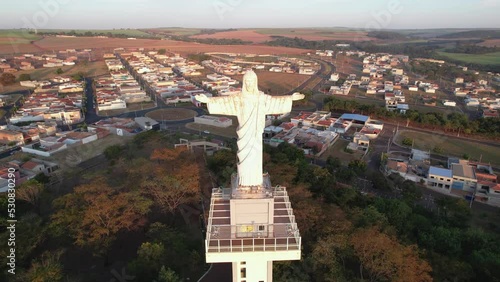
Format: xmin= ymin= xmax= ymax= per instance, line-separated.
xmin=199 ymin=263 xmax=232 ymax=282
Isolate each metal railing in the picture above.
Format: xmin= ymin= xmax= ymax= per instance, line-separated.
xmin=205 ymin=226 xmax=301 ymax=253
xmin=206 ymin=186 xmax=301 ymax=253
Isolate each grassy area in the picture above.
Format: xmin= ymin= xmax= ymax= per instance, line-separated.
xmin=319 ymin=139 xmax=364 ymax=165
xmin=13 ymin=61 xmax=108 ymax=81
xmin=437 ymin=51 xmax=500 ymax=65
xmin=147 ymin=28 xmax=202 ymax=36
xmin=395 ymin=130 xmax=500 ymax=166
xmin=51 ymin=135 xmax=132 ymax=170
xmin=0 ymin=30 xmax=42 ymax=45
xmin=255 ymin=28 xmax=364 ymax=36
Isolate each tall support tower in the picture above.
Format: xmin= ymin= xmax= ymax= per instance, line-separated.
xmin=196 ymin=70 xmax=303 ymax=282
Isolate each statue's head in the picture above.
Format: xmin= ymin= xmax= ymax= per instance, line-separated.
xmin=242 ymin=69 xmax=258 ymax=95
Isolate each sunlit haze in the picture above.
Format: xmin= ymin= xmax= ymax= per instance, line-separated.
xmin=2 ymin=0 xmax=500 ymax=29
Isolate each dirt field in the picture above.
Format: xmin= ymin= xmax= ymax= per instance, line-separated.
xmin=331 ymin=54 xmax=363 ymax=76
xmin=232 ymin=71 xmax=310 ymax=95
xmin=191 ymin=30 xmax=272 ymax=43
xmin=0 ymin=36 xmax=310 ymax=55
xmin=478 ymin=39 xmax=500 ymax=47
xmin=190 ymin=29 xmax=375 ymax=43
xmin=18 ymin=60 xmax=107 ymax=80
xmin=146 ymin=108 xmax=198 ymax=121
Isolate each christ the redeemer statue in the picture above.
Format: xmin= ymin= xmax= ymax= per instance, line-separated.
xmin=196 ymin=70 xmax=304 ymax=188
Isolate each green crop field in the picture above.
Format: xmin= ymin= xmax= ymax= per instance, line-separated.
xmin=0 ymin=30 xmax=42 ymax=45
xmin=255 ymin=27 xmax=361 ymax=35
xmin=437 ymin=51 xmax=500 ymax=65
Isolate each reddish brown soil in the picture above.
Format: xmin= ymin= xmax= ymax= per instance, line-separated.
xmin=478 ymin=39 xmax=500 ymax=47
xmin=0 ymin=36 xmax=309 ymax=55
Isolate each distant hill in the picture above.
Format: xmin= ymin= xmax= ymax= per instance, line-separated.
xmin=367 ymin=31 xmax=407 ymax=40
xmin=437 ymin=30 xmax=500 ymax=39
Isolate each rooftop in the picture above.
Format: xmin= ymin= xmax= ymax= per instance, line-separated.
xmin=339 ymin=113 xmax=369 ymax=123
xmin=452 ymin=163 xmax=476 ymax=179
xmin=429 ymin=166 xmax=453 ymax=178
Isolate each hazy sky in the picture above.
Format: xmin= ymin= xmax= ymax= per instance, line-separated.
xmin=2 ymin=0 xmax=499 ymax=30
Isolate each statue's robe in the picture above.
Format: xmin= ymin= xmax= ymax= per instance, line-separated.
xmin=206 ymin=92 xmax=293 ymax=187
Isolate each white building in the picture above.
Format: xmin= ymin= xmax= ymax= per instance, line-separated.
xmin=427 ymin=166 xmax=453 ymax=191
xmin=194 ymin=115 xmax=233 ymax=128
xmin=134 ymin=117 xmax=159 ymax=131
xmin=330 ymin=73 xmax=340 ymax=82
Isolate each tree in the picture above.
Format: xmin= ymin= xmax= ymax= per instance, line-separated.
xmin=311 ymin=207 xmax=353 ymax=281
xmin=348 ymin=160 xmax=367 ymax=175
xmin=142 ymin=174 xmax=198 ymax=215
xmin=401 ymin=181 xmax=423 ymax=203
xmin=0 ymin=213 xmax=46 ymax=265
xmin=51 ymin=177 xmax=152 ymax=259
xmin=158 ymin=49 xmax=167 ymax=55
xmin=16 ymin=179 xmax=44 ymax=211
xmin=0 ymin=73 xmax=16 ymax=86
xmin=154 ymin=266 xmax=181 ymax=282
xmin=19 ymin=73 xmax=31 ymax=81
xmin=129 ymin=242 xmax=166 ymax=282
xmin=104 ymin=144 xmax=124 ymax=161
xmin=402 ymin=137 xmax=413 ymax=146
xmin=351 ymin=227 xmax=432 ymax=282
xmin=34 ymin=173 xmax=51 ymax=184
xmin=71 ymin=72 xmax=85 ymax=81
xmin=325 ymin=156 xmax=341 ymax=173
xmin=144 ymin=147 xmax=201 ymax=215
xmin=55 ymin=68 xmax=64 ymax=74
xmin=25 ymin=250 xmax=64 ymax=282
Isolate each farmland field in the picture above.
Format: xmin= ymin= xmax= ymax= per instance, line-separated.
xmin=395 ymin=130 xmax=500 ymax=166
xmin=143 ymin=28 xmax=203 ymax=36
xmin=189 ymin=28 xmax=375 ymax=42
xmin=191 ymin=30 xmax=272 ymax=43
xmin=436 ymin=51 xmax=500 ymax=65
xmin=255 ymin=28 xmax=374 ymax=41
xmin=37 ymin=29 xmax=152 ymax=37
xmin=478 ymin=39 xmax=500 ymax=47
xmin=232 ymin=71 xmax=310 ymax=95
xmin=0 ymin=30 xmax=44 ymax=53
xmin=0 ymin=30 xmax=42 ymax=44
xmin=0 ymin=36 xmax=310 ymax=55
xmin=16 ymin=61 xmax=108 ymax=80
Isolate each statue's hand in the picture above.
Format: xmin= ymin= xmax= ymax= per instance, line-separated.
xmin=195 ymin=94 xmax=209 ymax=103
xmin=292 ymin=92 xmax=305 ymax=101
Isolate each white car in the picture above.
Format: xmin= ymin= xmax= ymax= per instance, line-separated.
xmin=203 ymin=130 xmax=210 ymax=134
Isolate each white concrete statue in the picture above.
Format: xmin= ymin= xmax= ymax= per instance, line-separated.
xmin=196 ymin=70 xmax=304 ymax=188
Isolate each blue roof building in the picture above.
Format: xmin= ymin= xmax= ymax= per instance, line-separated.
xmin=429 ymin=166 xmax=453 ymax=178
xmin=339 ymin=113 xmax=369 ymax=123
